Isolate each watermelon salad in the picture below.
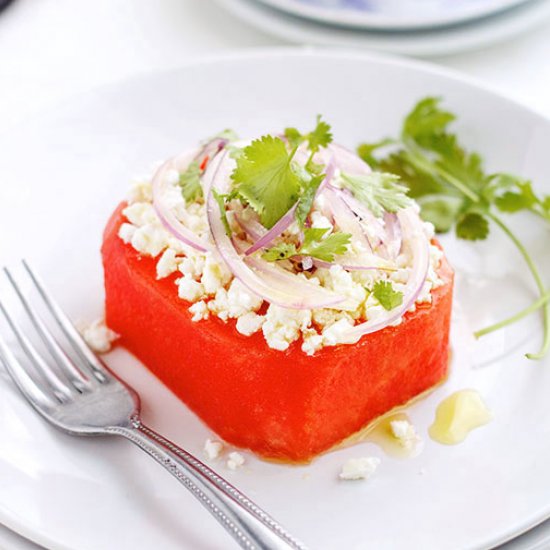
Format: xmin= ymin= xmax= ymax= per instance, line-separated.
xmin=100 ymin=99 xmax=550 ymax=461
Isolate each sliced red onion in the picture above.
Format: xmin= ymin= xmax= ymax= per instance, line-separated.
xmin=244 ymin=202 xmax=298 ymax=255
xmin=335 ymin=207 xmax=430 ymax=343
xmin=383 ymin=212 xmax=402 ymax=259
xmin=323 ymin=186 xmax=372 ymax=253
xmin=235 ymin=212 xmax=265 ymax=242
xmin=151 ymin=150 xmax=211 ymax=253
xmin=328 ymin=143 xmax=371 ymax=176
xmin=206 ymin=151 xmax=352 ymax=310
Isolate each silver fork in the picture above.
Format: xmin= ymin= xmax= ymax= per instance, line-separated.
xmin=0 ymin=261 xmax=307 ymax=550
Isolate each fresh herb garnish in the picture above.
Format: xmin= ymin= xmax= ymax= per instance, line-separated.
xmin=372 ymin=280 xmax=404 ymax=311
xmin=340 ymin=172 xmax=413 ymax=218
xmin=295 ymin=174 xmax=325 ymax=227
xmin=212 ymin=189 xmax=231 ymax=236
xmin=232 ymin=135 xmax=301 ymax=229
xmin=178 ymin=160 xmax=202 ymax=202
xmin=358 ymin=96 xmax=550 ymax=359
xmin=262 ymin=228 xmax=351 ymax=263
xmin=284 ymin=115 xmax=333 ymax=154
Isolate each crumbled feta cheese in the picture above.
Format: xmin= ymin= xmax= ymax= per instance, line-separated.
xmin=177 ymin=275 xmax=205 ymax=302
xmin=323 ymin=318 xmax=360 ymax=346
xmin=118 ymin=222 xmax=136 ymax=244
xmin=201 ymin=253 xmax=232 ymax=295
xmin=236 ymin=312 xmax=265 ymax=336
xmin=227 ymin=451 xmax=245 ymax=470
xmin=226 ymin=279 xmax=263 ymax=318
xmin=156 ymin=248 xmax=180 ymax=279
xmin=339 ymin=457 xmax=380 ymax=481
xmin=123 ymin=202 xmax=158 ymax=227
xmin=189 ymin=300 xmax=209 ymax=322
xmin=131 ymin=224 xmax=169 ymax=257
xmin=127 ymin=177 xmax=153 ymax=204
xmin=301 ymin=328 xmax=323 ymax=356
xmin=204 ymin=438 xmax=224 ymax=460
xmin=262 ymin=305 xmax=312 ymax=351
xmin=81 ymin=319 xmax=118 ymax=354
xmin=390 ymin=419 xmax=419 ymax=450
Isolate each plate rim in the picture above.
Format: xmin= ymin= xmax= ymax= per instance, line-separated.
xmin=254 ymin=0 xmax=535 ymax=31
xmin=214 ymin=0 xmax=550 ymax=57
xmin=1 ymin=46 xmax=550 ymax=550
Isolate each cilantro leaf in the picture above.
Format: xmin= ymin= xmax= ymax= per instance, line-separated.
xmin=232 ymin=135 xmax=300 ymax=229
xmin=372 ymin=280 xmax=403 ymax=311
xmin=261 ymin=243 xmax=298 ymax=262
xmin=455 ymin=212 xmax=489 ymax=241
xmin=211 ymin=189 xmax=231 ymax=236
xmin=300 ymin=228 xmax=351 ymax=262
xmin=417 ymin=196 xmax=462 ymax=233
xmin=262 ymin=228 xmax=351 ymax=263
xmin=308 ymin=115 xmax=333 ymax=153
xmin=178 ymin=161 xmax=202 ymax=202
xmin=295 ymin=174 xmax=324 ymax=227
xmin=340 ymin=172 xmax=413 ymax=218
xmin=402 ymin=96 xmax=455 ymax=144
xmin=284 ymin=115 xmax=333 ymax=154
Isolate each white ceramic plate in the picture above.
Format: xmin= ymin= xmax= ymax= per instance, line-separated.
xmin=0 ymin=50 xmax=550 ymax=550
xmin=255 ymin=0 xmax=534 ymax=31
xmin=215 ymin=0 xmax=550 ymax=56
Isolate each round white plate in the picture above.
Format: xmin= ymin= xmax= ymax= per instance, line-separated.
xmin=255 ymin=0 xmax=534 ymax=31
xmin=215 ymin=0 xmax=550 ymax=56
xmin=0 ymin=49 xmax=550 ymax=550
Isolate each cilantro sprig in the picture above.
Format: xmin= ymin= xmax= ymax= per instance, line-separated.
xmin=358 ymin=97 xmax=550 ymax=359
xmin=262 ymin=228 xmax=351 ymax=263
xmin=178 ymin=160 xmax=202 ymax=202
xmin=340 ymin=172 xmax=413 ymax=218
xmin=372 ymin=280 xmax=403 ymax=311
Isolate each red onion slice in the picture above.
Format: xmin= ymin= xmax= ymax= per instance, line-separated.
xmin=206 ymin=151 xmax=352 ymax=310
xmin=335 ymin=207 xmax=430 ymax=343
xmin=152 ymin=149 xmax=211 ymax=253
xmin=383 ymin=212 xmax=402 ymax=259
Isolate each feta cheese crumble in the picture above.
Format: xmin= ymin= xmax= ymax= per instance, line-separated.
xmin=390 ymin=419 xmax=420 ymax=450
xmin=80 ymin=319 xmax=118 ymax=354
xmin=339 ymin=457 xmax=380 ymax=481
xmin=204 ymin=438 xmax=224 ymax=461
xmin=118 ymin=154 xmax=445 ymax=355
xmin=227 ymin=451 xmax=245 ymax=470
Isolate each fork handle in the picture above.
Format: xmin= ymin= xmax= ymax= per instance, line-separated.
xmin=110 ymin=421 xmax=307 ymax=550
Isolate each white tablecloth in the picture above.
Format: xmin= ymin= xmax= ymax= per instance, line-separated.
xmin=1 ymin=0 xmax=550 ymax=548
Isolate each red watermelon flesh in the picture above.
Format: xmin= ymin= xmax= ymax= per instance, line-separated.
xmin=102 ymin=203 xmax=453 ymax=463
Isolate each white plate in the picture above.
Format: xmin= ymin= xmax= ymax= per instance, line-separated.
xmin=215 ymin=0 xmax=550 ymax=56
xmin=255 ymin=0 xmax=534 ymax=31
xmin=0 ymin=49 xmax=550 ymax=550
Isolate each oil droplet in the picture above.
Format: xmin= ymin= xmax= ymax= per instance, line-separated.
xmin=429 ymin=389 xmax=492 ymax=445
xmin=366 ymin=413 xmax=422 ymax=459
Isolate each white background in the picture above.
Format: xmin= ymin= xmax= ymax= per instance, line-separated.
xmin=1 ymin=0 xmax=550 ymax=548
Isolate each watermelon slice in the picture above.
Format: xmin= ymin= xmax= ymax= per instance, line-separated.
xmin=102 ymin=203 xmax=453 ymax=463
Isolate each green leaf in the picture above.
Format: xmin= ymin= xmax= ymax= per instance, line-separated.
xmin=543 ymin=195 xmax=550 ymax=213
xmin=340 ymin=172 xmax=413 ymax=217
xmin=211 ymin=189 xmax=231 ymax=236
xmin=284 ymin=115 xmax=333 ymax=154
xmin=178 ymin=161 xmax=202 ymax=202
xmin=261 ymin=227 xmax=351 ymax=263
xmin=308 ymin=115 xmax=333 ymax=153
xmin=372 ymin=280 xmax=403 ymax=311
xmin=418 ymin=196 xmax=462 ymax=233
xmin=232 ymin=135 xmax=301 ymax=229
xmin=356 ymin=138 xmax=394 ymax=168
xmin=402 ymin=97 xmax=455 ymax=144
xmin=455 ymin=212 xmax=489 ymax=241
xmin=300 ymin=228 xmax=351 ymax=262
xmin=261 ymin=243 xmax=298 ymax=262
xmin=295 ymin=174 xmax=324 ymax=227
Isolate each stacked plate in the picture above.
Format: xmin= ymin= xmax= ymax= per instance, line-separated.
xmin=215 ymin=0 xmax=550 ymax=56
